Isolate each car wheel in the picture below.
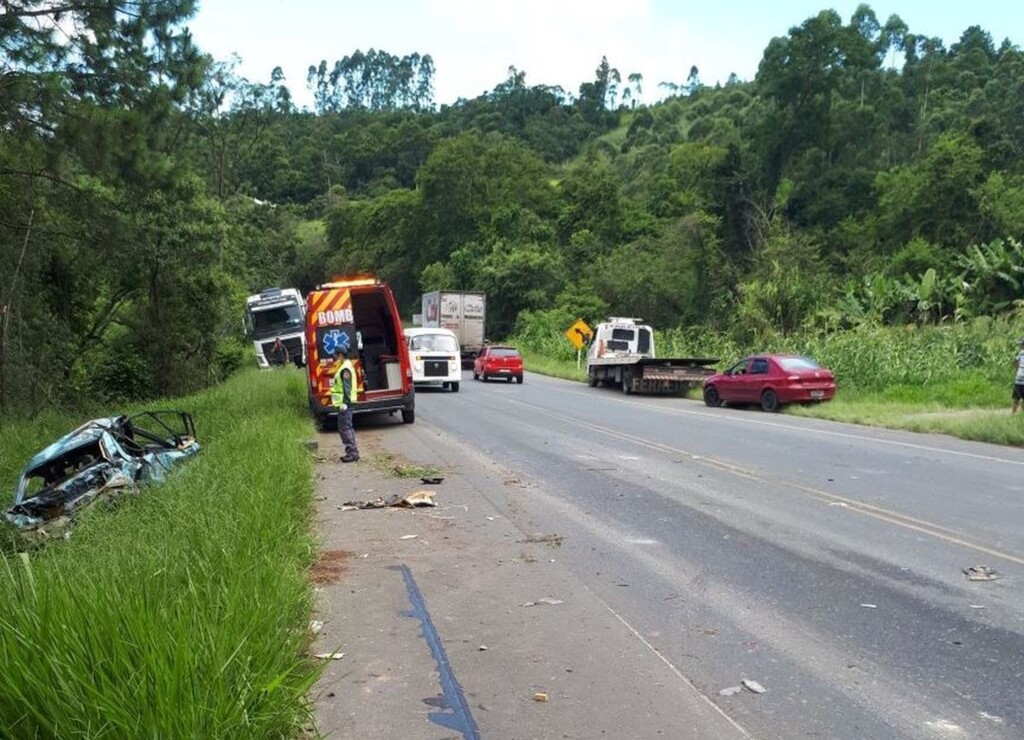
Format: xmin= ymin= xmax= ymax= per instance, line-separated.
xmin=515 ymin=375 xmax=523 ymax=384
xmin=451 ymin=382 xmax=460 ymax=393
xmin=761 ymin=389 xmax=779 ymax=413
xmin=703 ymin=385 xmax=722 ymax=408
xmin=482 ymin=374 xmax=488 ymax=382
xmin=402 ymin=407 xmax=415 ymax=424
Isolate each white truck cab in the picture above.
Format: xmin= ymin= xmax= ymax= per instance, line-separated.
xmin=588 ymin=317 xmax=654 ymax=362
xmin=405 ymin=327 xmax=462 ymax=392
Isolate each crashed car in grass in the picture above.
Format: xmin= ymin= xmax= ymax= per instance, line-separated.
xmin=5 ymin=411 xmax=200 ymax=531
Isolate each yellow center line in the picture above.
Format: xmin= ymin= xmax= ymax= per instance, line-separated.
xmin=507 ymin=397 xmax=1024 ymax=569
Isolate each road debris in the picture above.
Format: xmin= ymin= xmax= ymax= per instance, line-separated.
xmin=742 ymin=679 xmax=767 ymax=694
xmin=963 ymin=565 xmax=998 ymax=581
xmin=860 ymin=603 xmax=878 ymax=609
xmin=339 ymin=490 xmax=438 ymax=510
xmin=829 ymin=502 xmax=849 ymax=508
xmin=521 ymin=533 xmax=564 ymax=546
xmin=420 ymin=476 xmax=444 ymax=485
xmin=719 ymin=686 xmax=743 ymax=697
xmin=522 ymin=598 xmax=564 ymax=607
xmin=314 ymin=652 xmax=345 ymax=660
xmin=309 ymin=620 xmax=324 ymax=634
xmin=478 ymin=645 xmax=488 ymax=651
xmin=400 ymin=534 xmax=418 ymax=540
xmin=533 ymin=692 xmax=549 ymax=702
xmin=969 ymin=604 xmax=986 ymax=609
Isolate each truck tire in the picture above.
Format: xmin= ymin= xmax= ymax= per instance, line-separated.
xmin=451 ymin=382 xmax=460 ymax=393
xmin=402 ymin=407 xmax=416 ymax=424
xmin=761 ymin=389 xmax=779 ymax=413
xmin=587 ymin=369 xmax=598 ymax=387
xmin=622 ymin=370 xmax=633 ymax=395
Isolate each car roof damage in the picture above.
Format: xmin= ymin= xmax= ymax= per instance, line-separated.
xmin=6 ymin=410 xmax=200 ymax=535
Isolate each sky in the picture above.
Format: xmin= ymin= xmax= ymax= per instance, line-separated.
xmin=188 ymin=1 xmax=1024 ymax=109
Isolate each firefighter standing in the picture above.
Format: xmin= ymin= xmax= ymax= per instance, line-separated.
xmin=331 ymin=348 xmax=360 ymax=462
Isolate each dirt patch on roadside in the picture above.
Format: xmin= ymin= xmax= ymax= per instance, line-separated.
xmin=311 ymin=549 xmax=352 ymax=585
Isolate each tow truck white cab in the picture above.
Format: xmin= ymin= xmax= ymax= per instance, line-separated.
xmin=405 ymin=327 xmax=461 ymax=392
xmin=586 ymin=317 xmax=717 ymax=395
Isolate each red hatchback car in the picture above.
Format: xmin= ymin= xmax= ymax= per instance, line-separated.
xmin=473 ymin=346 xmax=524 ymax=384
xmin=703 ymin=355 xmax=836 ymax=412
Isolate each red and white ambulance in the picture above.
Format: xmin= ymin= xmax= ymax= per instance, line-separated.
xmin=305 ymin=276 xmax=415 ymax=429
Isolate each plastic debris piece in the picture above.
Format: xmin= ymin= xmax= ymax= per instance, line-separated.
xmin=742 ymin=679 xmax=766 ymax=694
xmin=969 ymin=604 xmax=986 ymax=609
xmin=309 ymin=620 xmax=324 ymax=634
xmin=719 ymin=686 xmax=742 ymax=697
xmin=533 ymin=692 xmax=549 ymax=702
xmin=522 ymin=598 xmax=564 ymax=607
xmin=400 ymin=534 xmax=418 ymax=540
xmin=478 ymin=645 xmax=488 ymax=651
xmin=963 ymin=565 xmax=998 ymax=581
xmin=420 ymin=476 xmax=444 ymax=485
xmin=314 ymin=652 xmax=344 ymax=660
xmin=860 ymin=603 xmax=877 ymax=609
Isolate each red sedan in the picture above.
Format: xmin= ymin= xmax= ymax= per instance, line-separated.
xmin=703 ymin=355 xmax=836 ymax=412
xmin=473 ymin=346 xmax=524 ymax=384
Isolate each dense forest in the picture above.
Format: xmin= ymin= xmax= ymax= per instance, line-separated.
xmin=2 ymin=1 xmax=1023 ymax=415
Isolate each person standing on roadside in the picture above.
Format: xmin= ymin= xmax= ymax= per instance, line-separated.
xmin=268 ymin=337 xmax=290 ymax=367
xmin=331 ymin=347 xmax=360 ymax=462
xmin=1013 ymin=338 xmax=1024 ymax=414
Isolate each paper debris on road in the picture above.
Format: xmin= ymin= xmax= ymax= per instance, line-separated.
xmin=719 ymin=686 xmax=743 ymax=697
xmin=742 ymin=679 xmax=767 ymax=694
xmin=309 ymin=620 xmax=324 ymax=634
xmin=522 ymin=598 xmax=564 ymax=607
xmin=314 ymin=652 xmax=345 ymax=660
xmin=860 ymin=603 xmax=878 ymax=609
xmin=400 ymin=534 xmax=418 ymax=540
xmin=963 ymin=565 xmax=998 ymax=581
xmin=533 ymin=692 xmax=549 ymax=702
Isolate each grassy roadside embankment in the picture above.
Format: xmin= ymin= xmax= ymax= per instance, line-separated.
xmin=513 ymin=319 xmax=1024 ymax=446
xmin=0 ymin=369 xmax=320 ymax=737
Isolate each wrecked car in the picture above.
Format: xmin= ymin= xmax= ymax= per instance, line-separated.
xmin=5 ymin=411 xmax=200 ymax=531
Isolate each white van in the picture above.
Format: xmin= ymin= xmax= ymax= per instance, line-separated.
xmin=405 ymin=327 xmax=462 ymax=392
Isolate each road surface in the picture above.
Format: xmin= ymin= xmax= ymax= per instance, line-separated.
xmin=409 ymin=370 xmax=1024 ymax=740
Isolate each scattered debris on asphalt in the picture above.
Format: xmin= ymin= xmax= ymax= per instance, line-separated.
xmin=533 ymin=692 xmax=549 ymax=702
xmin=522 ymin=597 xmax=564 ymax=607
xmin=478 ymin=645 xmax=488 ymax=651
xmin=314 ymin=652 xmax=345 ymax=660
xmin=521 ymin=533 xmax=564 ymax=547
xmin=5 ymin=411 xmax=200 ymax=532
xmin=969 ymin=604 xmax=986 ymax=609
xmin=829 ymin=502 xmax=849 ymax=508
xmin=420 ymin=476 xmax=444 ymax=485
xmin=400 ymin=534 xmax=418 ymax=540
xmin=309 ymin=620 xmax=324 ymax=635
xmin=719 ymin=686 xmax=743 ymax=697
xmin=860 ymin=603 xmax=878 ymax=609
xmin=339 ymin=490 xmax=438 ymax=510
xmin=742 ymin=679 xmax=767 ymax=694
xmin=964 ymin=565 xmax=998 ymax=581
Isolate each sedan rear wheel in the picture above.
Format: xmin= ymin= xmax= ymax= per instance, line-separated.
xmin=761 ymin=389 xmax=780 ymax=413
xmin=703 ymin=385 xmax=722 ymax=408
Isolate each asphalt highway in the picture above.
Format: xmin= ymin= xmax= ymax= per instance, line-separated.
xmin=414 ymin=370 xmax=1024 ymax=740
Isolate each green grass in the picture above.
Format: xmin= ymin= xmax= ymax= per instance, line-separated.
xmin=368 ymin=450 xmax=442 ymax=479
xmin=520 ymin=349 xmax=587 ymax=383
xmin=0 ymin=368 xmax=321 ymax=738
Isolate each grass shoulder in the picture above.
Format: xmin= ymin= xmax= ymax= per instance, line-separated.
xmin=0 ymin=368 xmax=321 ymax=737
